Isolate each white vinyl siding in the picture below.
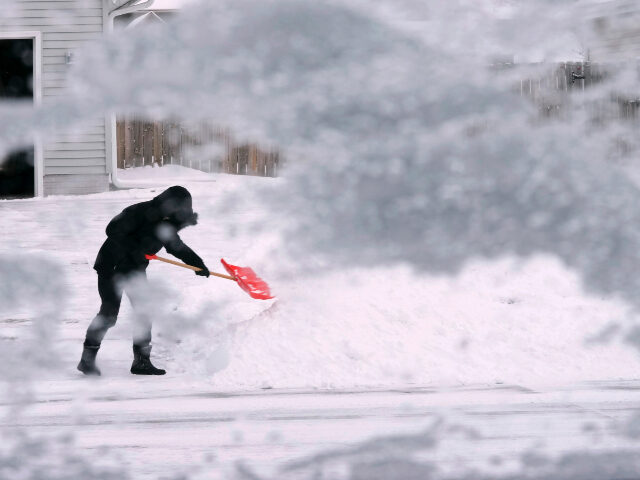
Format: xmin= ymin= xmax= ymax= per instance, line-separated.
xmin=1 ymin=0 xmax=109 ymax=195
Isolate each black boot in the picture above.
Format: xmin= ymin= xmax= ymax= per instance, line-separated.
xmin=77 ymin=343 xmax=101 ymax=376
xmin=131 ymin=345 xmax=166 ymax=375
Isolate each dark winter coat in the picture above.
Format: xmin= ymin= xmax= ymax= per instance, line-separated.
xmin=94 ymin=186 xmax=207 ymax=276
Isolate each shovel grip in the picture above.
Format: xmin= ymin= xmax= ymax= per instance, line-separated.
xmin=146 ymin=254 xmax=236 ymax=281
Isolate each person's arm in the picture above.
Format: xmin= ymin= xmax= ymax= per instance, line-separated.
xmin=163 ymin=228 xmax=210 ymax=277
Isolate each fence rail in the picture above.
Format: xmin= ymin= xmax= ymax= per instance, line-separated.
xmin=116 ymin=118 xmax=282 ymax=177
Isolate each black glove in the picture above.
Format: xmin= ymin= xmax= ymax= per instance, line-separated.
xmin=195 ymin=264 xmax=210 ymax=277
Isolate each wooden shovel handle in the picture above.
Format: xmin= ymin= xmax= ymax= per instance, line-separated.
xmin=146 ymin=254 xmax=236 ymax=281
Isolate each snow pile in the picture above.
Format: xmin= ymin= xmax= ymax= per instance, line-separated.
xmin=179 ymin=254 xmax=639 ymax=390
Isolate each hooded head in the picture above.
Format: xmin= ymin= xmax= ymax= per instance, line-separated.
xmin=153 ymin=186 xmax=198 ymax=229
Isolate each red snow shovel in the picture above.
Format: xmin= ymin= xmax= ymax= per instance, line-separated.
xmin=145 ymin=254 xmax=274 ymax=300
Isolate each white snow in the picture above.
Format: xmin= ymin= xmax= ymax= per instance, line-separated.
xmin=3 ymin=0 xmax=640 ymax=477
xmin=142 ymin=0 xmax=197 ymax=9
xmin=1 ymin=167 xmax=638 ymax=392
xmin=2 ymin=167 xmax=640 ymax=478
xmin=118 ymin=164 xmax=218 ymax=183
xmin=7 ymin=380 xmax=640 ymax=479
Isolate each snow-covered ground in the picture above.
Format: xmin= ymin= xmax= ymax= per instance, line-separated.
xmin=8 ymin=379 xmax=640 ymax=479
xmin=3 ymin=166 xmax=640 ymax=478
xmin=3 ymin=165 xmax=640 ymax=390
xmin=118 ymin=164 xmax=217 ymax=183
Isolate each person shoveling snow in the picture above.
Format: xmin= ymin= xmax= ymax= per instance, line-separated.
xmin=78 ymin=186 xmax=210 ymax=376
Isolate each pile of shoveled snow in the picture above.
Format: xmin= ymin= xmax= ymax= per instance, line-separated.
xmin=134 ymin=169 xmax=637 ymax=389
xmin=173 ymin=254 xmax=638 ymax=389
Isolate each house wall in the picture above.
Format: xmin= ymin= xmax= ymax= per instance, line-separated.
xmin=0 ymin=0 xmax=109 ymax=196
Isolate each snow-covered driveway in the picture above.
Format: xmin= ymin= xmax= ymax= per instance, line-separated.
xmin=4 ymin=379 xmax=640 ymax=478
xmin=3 ymin=170 xmax=640 ymax=478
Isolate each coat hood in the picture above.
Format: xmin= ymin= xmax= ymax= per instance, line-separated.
xmin=153 ymin=186 xmax=198 ymax=228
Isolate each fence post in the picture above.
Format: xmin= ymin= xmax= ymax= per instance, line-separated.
xmin=153 ymin=121 xmax=162 ymax=167
xmin=116 ymin=119 xmax=125 ymax=169
xmin=124 ymin=118 xmax=133 ymax=169
xmin=143 ymin=121 xmax=153 ymax=167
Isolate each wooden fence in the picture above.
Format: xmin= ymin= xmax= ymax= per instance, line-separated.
xmin=516 ymin=62 xmax=607 ymax=96
xmin=514 ymin=61 xmax=640 ymax=120
xmin=117 ymin=63 xmax=639 ymax=178
xmin=116 ymin=118 xmax=282 ymax=177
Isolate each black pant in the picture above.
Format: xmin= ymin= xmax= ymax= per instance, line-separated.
xmin=84 ymin=271 xmax=152 ymax=348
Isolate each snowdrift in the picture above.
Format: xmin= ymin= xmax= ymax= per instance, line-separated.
xmin=175 ymin=256 xmax=639 ymax=390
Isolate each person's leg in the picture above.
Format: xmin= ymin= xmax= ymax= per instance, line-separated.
xmin=125 ymin=270 xmax=166 ymax=375
xmin=85 ymin=274 xmax=123 ymax=345
xmin=124 ymin=270 xmax=152 ymax=348
xmin=78 ymin=275 xmax=123 ymax=375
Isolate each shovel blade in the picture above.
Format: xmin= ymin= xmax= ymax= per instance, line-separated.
xmin=221 ymin=259 xmax=274 ymax=300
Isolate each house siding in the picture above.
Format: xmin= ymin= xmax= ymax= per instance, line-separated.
xmin=1 ymin=0 xmax=109 ymax=196
xmin=44 ymin=173 xmax=108 ymax=195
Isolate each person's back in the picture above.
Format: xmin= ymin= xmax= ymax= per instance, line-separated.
xmin=77 ymin=186 xmax=210 ymax=376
